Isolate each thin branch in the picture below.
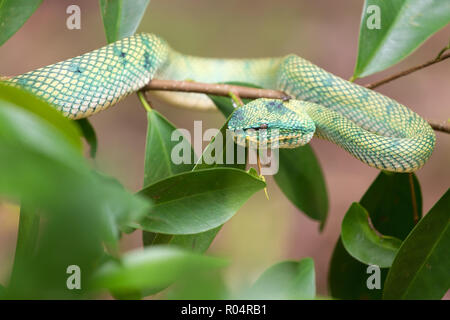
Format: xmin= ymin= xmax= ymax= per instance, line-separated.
xmin=427 ymin=119 xmax=450 ymax=134
xmin=435 ymin=40 xmax=450 ymax=60
xmin=144 ymin=79 xmax=291 ymax=100
xmin=144 ymin=79 xmax=450 ymax=134
xmin=365 ymin=53 xmax=450 ymax=89
xmin=5 ymin=55 xmax=449 ymax=133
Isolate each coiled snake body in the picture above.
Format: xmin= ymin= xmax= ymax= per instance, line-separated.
xmin=6 ymin=33 xmax=435 ymax=172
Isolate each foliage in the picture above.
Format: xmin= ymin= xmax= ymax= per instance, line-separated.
xmin=354 ymin=0 xmax=450 ymax=78
xmin=0 ymin=1 xmax=448 ymax=300
xmin=0 ymin=0 xmax=43 ymax=46
xmin=383 ymin=190 xmax=450 ymax=299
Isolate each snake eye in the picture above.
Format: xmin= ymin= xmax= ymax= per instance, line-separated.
xmin=251 ymin=123 xmax=268 ymax=131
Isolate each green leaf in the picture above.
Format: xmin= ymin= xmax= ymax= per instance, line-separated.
xmin=99 ymin=0 xmax=150 ymax=43
xmin=144 ymin=110 xmax=194 ymax=186
xmin=144 ymin=226 xmax=221 ymax=253
xmin=275 ymin=147 xmax=328 ymax=227
xmin=245 ymin=258 xmax=316 ymax=300
xmin=11 ymin=203 xmax=40 ymax=282
xmin=137 ymin=168 xmax=265 ymax=234
xmin=75 ymin=118 xmax=97 ymax=158
xmin=328 ymin=239 xmax=388 ymax=300
xmin=341 ymin=203 xmax=402 ymax=268
xmin=148 ymin=112 xmax=246 ymax=251
xmin=383 ymin=189 xmax=450 ymax=300
xmin=167 ymin=109 xmax=249 ymax=251
xmin=328 ymin=172 xmax=421 ymax=299
xmin=360 ymin=172 xmax=422 ymax=240
xmin=165 ymin=270 xmax=228 ymax=300
xmin=0 ymin=0 xmax=43 ymax=46
xmin=0 ymin=85 xmax=151 ymax=298
xmin=142 ymin=106 xmax=218 ymax=250
xmin=0 ymin=283 xmax=5 ymax=297
xmin=92 ymin=245 xmax=227 ymax=292
xmin=354 ymin=0 xmax=450 ymax=78
xmin=0 ymin=83 xmax=82 ymax=151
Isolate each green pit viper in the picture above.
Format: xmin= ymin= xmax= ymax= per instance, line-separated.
xmin=4 ymin=33 xmax=435 ymax=172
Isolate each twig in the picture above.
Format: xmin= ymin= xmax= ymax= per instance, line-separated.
xmin=427 ymin=119 xmax=450 ymax=134
xmin=435 ymin=41 xmax=450 ymax=60
xmin=365 ymin=53 xmax=450 ymax=89
xmin=144 ymin=79 xmax=450 ymax=134
xmin=144 ymin=79 xmax=291 ymax=100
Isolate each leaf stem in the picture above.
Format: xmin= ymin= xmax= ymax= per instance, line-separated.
xmin=229 ymin=91 xmax=244 ymax=107
xmin=435 ymin=41 xmax=450 ymax=60
xmin=137 ymin=91 xmax=152 ymax=112
xmin=11 ymin=203 xmax=40 ymax=282
xmin=365 ymin=53 xmax=450 ymax=89
xmin=145 ymin=79 xmax=290 ymax=100
xmin=408 ymin=173 xmax=419 ymax=225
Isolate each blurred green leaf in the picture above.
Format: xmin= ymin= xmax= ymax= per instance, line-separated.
xmin=245 ymin=258 xmax=316 ymax=300
xmin=0 ymin=97 xmax=91 ymax=203
xmin=93 ymin=173 xmax=151 ymax=240
xmin=329 ymin=172 xmax=421 ymax=299
xmin=0 ymin=0 xmax=43 ymax=46
xmin=10 ymin=203 xmax=40 ymax=284
xmin=99 ymin=0 xmax=150 ymax=43
xmin=165 ymin=270 xmax=228 ymax=300
xmin=144 ymin=109 xmax=194 ymax=186
xmin=360 ymin=172 xmax=422 ymax=240
xmin=275 ymin=147 xmax=328 ymax=227
xmin=0 ymin=84 xmax=150 ymax=298
xmin=354 ymin=0 xmax=450 ymax=78
xmin=137 ymin=168 xmax=265 ymax=234
xmin=93 ymin=245 xmax=227 ymax=292
xmin=341 ymin=202 xmax=402 ymax=268
xmin=75 ymin=118 xmax=97 ymax=158
xmin=383 ymin=189 xmax=450 ymax=300
xmin=0 ymin=83 xmax=82 ymax=151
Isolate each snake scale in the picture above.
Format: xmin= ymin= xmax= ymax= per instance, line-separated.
xmin=5 ymin=33 xmax=435 ymax=172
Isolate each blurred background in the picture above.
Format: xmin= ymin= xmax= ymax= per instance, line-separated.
xmin=0 ymin=0 xmax=449 ymax=297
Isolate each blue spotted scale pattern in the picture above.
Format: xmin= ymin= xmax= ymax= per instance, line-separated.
xmin=8 ymin=33 xmax=168 ymax=119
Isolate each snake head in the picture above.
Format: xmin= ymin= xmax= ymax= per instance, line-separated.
xmin=228 ymin=98 xmax=315 ymax=149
